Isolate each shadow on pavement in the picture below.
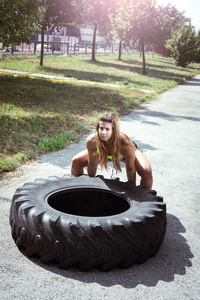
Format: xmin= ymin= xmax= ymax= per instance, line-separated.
xmin=23 ymin=213 xmax=193 ymax=288
xmin=123 ymin=108 xmax=200 ymax=124
xmin=182 ymin=78 xmax=200 ymax=86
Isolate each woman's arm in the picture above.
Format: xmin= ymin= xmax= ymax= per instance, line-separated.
xmin=125 ymin=157 xmax=136 ymax=184
xmin=86 ymin=134 xmax=99 ymax=177
xmin=122 ymin=144 xmax=136 ymax=184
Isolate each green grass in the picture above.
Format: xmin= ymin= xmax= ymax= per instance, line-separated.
xmin=0 ymin=52 xmax=200 ymax=174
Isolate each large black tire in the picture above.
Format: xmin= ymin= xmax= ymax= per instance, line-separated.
xmin=10 ymin=175 xmax=167 ymax=271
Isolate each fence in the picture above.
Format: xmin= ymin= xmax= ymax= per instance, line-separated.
xmin=1 ymin=42 xmax=125 ymax=57
xmin=1 ymin=42 xmax=170 ymax=57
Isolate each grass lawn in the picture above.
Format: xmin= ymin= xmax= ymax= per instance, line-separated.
xmin=0 ymin=52 xmax=200 ymax=174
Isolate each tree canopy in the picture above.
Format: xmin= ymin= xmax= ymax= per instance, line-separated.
xmin=38 ymin=0 xmax=78 ymax=66
xmin=111 ymin=0 xmax=189 ymax=73
xmin=79 ymin=0 xmax=115 ymax=61
xmin=41 ymin=0 xmax=78 ymax=30
xmin=0 ymin=0 xmax=44 ymax=47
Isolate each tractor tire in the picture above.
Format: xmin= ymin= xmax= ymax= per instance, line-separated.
xmin=10 ymin=175 xmax=167 ymax=271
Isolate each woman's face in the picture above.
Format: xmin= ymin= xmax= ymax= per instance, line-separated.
xmin=98 ymin=121 xmax=113 ymax=142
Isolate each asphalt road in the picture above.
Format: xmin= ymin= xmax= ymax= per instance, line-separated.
xmin=1 ymin=75 xmax=200 ymax=300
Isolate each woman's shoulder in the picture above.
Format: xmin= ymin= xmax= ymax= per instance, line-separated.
xmin=119 ymin=132 xmax=135 ymax=155
xmin=119 ymin=132 xmax=132 ymax=145
xmin=86 ymin=133 xmax=97 ymax=150
xmin=86 ymin=132 xmax=96 ymax=142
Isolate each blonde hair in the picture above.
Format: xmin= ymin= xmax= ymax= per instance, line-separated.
xmin=96 ymin=112 xmax=122 ymax=171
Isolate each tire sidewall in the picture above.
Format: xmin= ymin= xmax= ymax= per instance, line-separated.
xmin=11 ymin=175 xmax=165 ymax=226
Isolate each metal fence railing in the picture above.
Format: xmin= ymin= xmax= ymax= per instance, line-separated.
xmin=1 ymin=42 xmax=127 ymax=57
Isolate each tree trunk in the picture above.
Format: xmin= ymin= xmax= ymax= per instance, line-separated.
xmin=163 ymin=46 xmax=165 ymax=57
xmin=142 ymin=43 xmax=146 ymax=75
xmin=92 ymin=23 xmax=97 ymax=62
xmin=40 ymin=25 xmax=45 ymax=67
xmin=118 ymin=41 xmax=122 ymax=60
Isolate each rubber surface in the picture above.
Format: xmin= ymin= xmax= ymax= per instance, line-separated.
xmin=10 ymin=175 xmax=167 ymax=271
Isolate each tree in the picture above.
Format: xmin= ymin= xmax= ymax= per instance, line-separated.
xmin=153 ymin=3 xmax=188 ymax=57
xmin=195 ymin=30 xmax=200 ymax=63
xmin=111 ymin=0 xmax=189 ymax=73
xmin=112 ymin=0 xmax=161 ymax=74
xmin=166 ymin=23 xmax=198 ymax=67
xmin=80 ymin=0 xmax=115 ymax=61
xmin=39 ymin=0 xmax=78 ymax=66
xmin=0 ymin=0 xmax=44 ymax=48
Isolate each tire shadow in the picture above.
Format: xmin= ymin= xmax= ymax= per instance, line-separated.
xmin=27 ymin=213 xmax=193 ymax=288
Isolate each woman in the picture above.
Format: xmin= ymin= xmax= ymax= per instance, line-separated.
xmin=71 ymin=112 xmax=153 ymax=190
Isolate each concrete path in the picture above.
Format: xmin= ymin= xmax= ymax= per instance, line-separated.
xmin=1 ymin=75 xmax=200 ymax=300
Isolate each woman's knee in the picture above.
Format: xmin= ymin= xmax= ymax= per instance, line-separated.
xmin=71 ymin=151 xmax=88 ymax=176
xmin=135 ymin=151 xmax=152 ymax=176
xmin=144 ymin=164 xmax=153 ymax=179
xmin=71 ymin=155 xmax=81 ymax=168
xmin=71 ymin=156 xmax=83 ymax=176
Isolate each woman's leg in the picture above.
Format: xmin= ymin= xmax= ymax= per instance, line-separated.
xmin=71 ymin=149 xmax=89 ymax=176
xmin=135 ymin=149 xmax=153 ymax=190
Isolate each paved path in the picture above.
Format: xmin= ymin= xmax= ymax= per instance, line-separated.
xmin=1 ymin=75 xmax=200 ymax=300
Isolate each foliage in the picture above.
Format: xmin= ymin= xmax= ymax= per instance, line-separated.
xmin=79 ymin=0 xmax=115 ymax=61
xmin=112 ymin=0 xmax=160 ymax=73
xmin=154 ymin=3 xmax=187 ymax=45
xmin=41 ymin=0 xmax=78 ymax=31
xmin=194 ymin=30 xmax=200 ymax=63
xmin=111 ymin=0 xmax=190 ymax=73
xmin=0 ymin=0 xmax=44 ymax=48
xmin=38 ymin=0 xmax=79 ymax=66
xmin=167 ymin=24 xmax=199 ymax=67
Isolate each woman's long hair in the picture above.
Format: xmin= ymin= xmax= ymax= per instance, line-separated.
xmin=96 ymin=112 xmax=122 ymax=171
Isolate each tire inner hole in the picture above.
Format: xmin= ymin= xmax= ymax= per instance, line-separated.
xmin=47 ymin=188 xmax=130 ymax=217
